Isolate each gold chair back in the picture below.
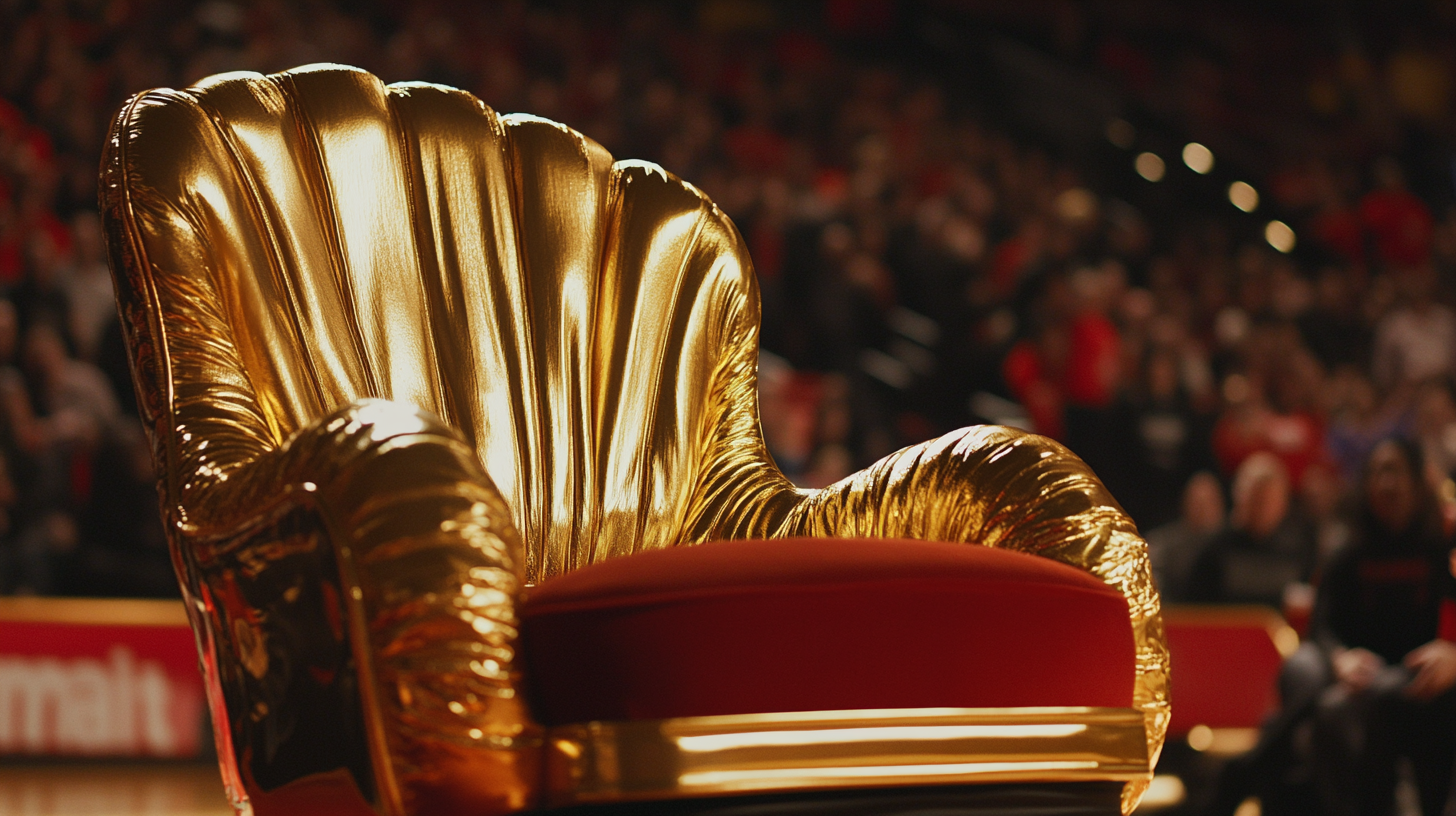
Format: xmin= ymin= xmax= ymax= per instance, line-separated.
xmin=103 ymin=63 xmax=791 ymax=583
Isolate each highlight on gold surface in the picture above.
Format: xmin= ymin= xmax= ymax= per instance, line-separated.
xmin=677 ymin=762 xmax=1100 ymax=787
xmin=102 ymin=63 xmax=1167 ymax=814
xmin=675 ymin=723 xmax=1090 ymax=752
xmin=545 ymin=707 xmax=1149 ymax=806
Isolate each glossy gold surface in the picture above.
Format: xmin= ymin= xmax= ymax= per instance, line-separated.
xmin=545 ymin=706 xmax=1149 ymax=806
xmin=102 ymin=64 xmax=1166 ymax=815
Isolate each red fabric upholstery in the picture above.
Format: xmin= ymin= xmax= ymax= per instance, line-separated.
xmin=520 ymin=538 xmax=1135 ymax=726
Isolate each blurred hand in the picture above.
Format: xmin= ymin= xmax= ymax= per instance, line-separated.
xmin=1404 ymin=640 xmax=1456 ymax=701
xmin=1333 ymin=647 xmax=1385 ymax=691
xmin=43 ymin=512 xmax=78 ymax=553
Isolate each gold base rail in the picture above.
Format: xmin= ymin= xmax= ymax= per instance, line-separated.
xmin=545 ymin=706 xmax=1150 ymax=806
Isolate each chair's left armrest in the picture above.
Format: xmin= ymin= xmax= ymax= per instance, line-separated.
xmin=174 ymin=399 xmax=539 ymax=815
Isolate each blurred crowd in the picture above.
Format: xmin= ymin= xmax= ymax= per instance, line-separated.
xmin=0 ymin=2 xmax=1452 ymax=597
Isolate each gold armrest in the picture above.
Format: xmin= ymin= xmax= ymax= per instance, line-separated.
xmin=175 ymin=398 xmax=537 ymax=816
xmin=769 ymin=426 xmax=1169 ymax=813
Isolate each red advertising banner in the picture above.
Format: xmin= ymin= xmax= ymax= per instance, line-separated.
xmin=0 ymin=598 xmax=206 ymax=758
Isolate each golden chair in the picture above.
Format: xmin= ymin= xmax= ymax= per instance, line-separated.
xmin=101 ymin=64 xmax=1167 ymax=816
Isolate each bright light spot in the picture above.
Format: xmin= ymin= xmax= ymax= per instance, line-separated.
xmin=1135 ymin=152 xmax=1165 ymax=182
xmin=1265 ymin=220 xmax=1296 ymax=253
xmin=1272 ymin=625 xmax=1301 ymax=657
xmin=1229 ymin=181 xmax=1259 ymax=212
xmin=1209 ymin=728 xmax=1260 ymax=755
xmin=1187 ymin=724 xmax=1214 ymax=752
xmin=1234 ymin=797 xmax=1262 ymax=816
xmin=1187 ymin=726 xmax=1260 ymax=756
xmin=1106 ymin=118 xmax=1136 ymax=148
xmin=1140 ymin=775 xmax=1187 ymax=809
xmin=1055 ymin=187 xmax=1099 ymax=223
xmin=1183 ymin=142 xmax=1214 ymax=174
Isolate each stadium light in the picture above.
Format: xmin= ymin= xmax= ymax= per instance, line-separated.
xmin=1182 ymin=143 xmax=1214 ymax=174
xmin=1135 ymin=152 xmax=1165 ymax=182
xmin=1106 ymin=118 xmax=1135 ymax=148
xmin=1265 ymin=220 xmax=1296 ymax=253
xmin=1228 ymin=181 xmax=1258 ymax=212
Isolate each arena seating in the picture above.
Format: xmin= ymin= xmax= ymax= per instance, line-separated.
xmin=1163 ymin=605 xmax=1297 ymax=747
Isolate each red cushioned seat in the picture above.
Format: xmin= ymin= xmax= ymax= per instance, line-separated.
xmin=519 ymin=538 xmax=1135 ymax=726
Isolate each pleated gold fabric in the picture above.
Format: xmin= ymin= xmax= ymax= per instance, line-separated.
xmin=102 ymin=64 xmax=1166 ymax=815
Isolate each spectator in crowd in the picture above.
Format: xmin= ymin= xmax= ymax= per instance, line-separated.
xmin=7 ymin=320 xmax=113 ymax=594
xmin=1146 ymin=470 xmax=1225 ymax=602
xmin=1309 ymin=438 xmax=1456 ymax=816
xmin=0 ymin=0 xmax=1447 ymax=591
xmin=1300 ymin=462 xmax=1355 ymax=572
xmin=1361 ymin=157 xmax=1435 ymax=275
xmin=1109 ymin=346 xmax=1217 ymax=531
xmin=1187 ymin=452 xmax=1316 ymax=606
xmin=1203 ymin=439 xmax=1456 ymax=816
xmin=22 ymin=320 xmax=118 ymax=446
xmin=1372 ymin=265 xmax=1456 ymax=390
xmin=0 ymin=296 xmax=67 ymax=594
xmin=63 ymin=210 xmax=115 ymax=362
xmin=1412 ymin=379 xmax=1456 ymax=488
xmin=1325 ymin=366 xmax=1410 ymax=485
xmin=1297 ymin=267 xmax=1368 ymax=372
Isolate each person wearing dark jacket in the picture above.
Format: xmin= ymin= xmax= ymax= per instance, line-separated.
xmin=1201 ymin=438 xmax=1456 ymax=816
xmin=1309 ymin=438 xmax=1456 ymax=816
xmin=1187 ymin=451 xmax=1317 ymax=607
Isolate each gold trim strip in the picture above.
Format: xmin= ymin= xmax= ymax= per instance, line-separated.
xmin=545 ymin=706 xmax=1150 ymax=805
xmin=0 ymin=597 xmax=190 ymax=627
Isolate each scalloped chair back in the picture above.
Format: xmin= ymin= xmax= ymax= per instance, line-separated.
xmin=103 ymin=64 xmax=785 ymax=583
